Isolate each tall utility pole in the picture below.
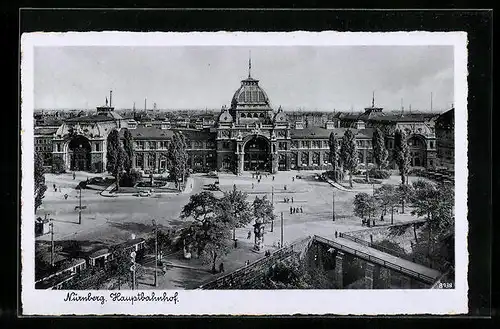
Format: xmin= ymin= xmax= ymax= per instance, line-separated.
xmin=49 ymin=222 xmax=54 ymax=267
xmin=332 ymin=192 xmax=336 ymax=221
xmin=280 ymin=212 xmax=284 ymax=247
xmin=270 ymin=186 xmax=274 ymax=232
xmin=152 ymin=219 xmax=158 ymax=287
xmin=430 ymin=92 xmax=433 ymax=111
xmin=78 ymin=187 xmax=82 ymax=225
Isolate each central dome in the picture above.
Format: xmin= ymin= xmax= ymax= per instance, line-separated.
xmin=231 ymin=77 xmax=271 ymax=108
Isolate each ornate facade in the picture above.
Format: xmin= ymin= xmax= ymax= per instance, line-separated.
xmin=34 ymin=67 xmax=447 ymax=174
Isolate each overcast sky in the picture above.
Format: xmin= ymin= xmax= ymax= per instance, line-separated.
xmin=34 ymin=46 xmax=454 ymax=112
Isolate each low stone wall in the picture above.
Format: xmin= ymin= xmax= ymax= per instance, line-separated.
xmin=198 ymin=236 xmax=312 ymax=290
xmin=346 ymin=220 xmax=426 ymax=253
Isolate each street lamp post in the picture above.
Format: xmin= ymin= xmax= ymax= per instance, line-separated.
xmin=332 ymin=192 xmax=336 ymax=221
xmin=152 ymin=219 xmax=158 ymax=287
xmin=49 ymin=222 xmax=54 ymax=267
xmin=271 ymin=186 xmax=274 ymax=232
xmin=280 ymin=212 xmax=284 ymax=247
xmin=78 ymin=187 xmax=82 ymax=225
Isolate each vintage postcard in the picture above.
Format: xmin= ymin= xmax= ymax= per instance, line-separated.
xmin=21 ymin=31 xmax=468 ymax=315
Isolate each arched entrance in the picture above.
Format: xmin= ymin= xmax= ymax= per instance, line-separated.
xmin=244 ymin=136 xmax=270 ymax=172
xmin=68 ymin=135 xmax=91 ymax=171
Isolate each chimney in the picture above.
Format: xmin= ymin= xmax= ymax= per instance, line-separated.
xmin=109 ymin=90 xmax=113 ymax=107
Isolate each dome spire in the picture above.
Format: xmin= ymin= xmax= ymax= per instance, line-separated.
xmin=248 ymin=50 xmax=252 ymax=78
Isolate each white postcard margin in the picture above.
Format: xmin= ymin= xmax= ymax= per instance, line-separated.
xmin=20 ymin=31 xmax=468 ymax=315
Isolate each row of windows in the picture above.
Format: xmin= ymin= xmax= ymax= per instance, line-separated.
xmin=134 ymin=140 xmax=216 ymax=150
xmin=35 ymin=146 xmax=52 ymax=152
xmin=35 ymin=139 xmax=51 ymax=144
xmin=240 ymin=112 xmax=266 ymax=118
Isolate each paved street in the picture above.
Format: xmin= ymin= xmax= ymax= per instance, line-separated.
xmin=36 ymin=170 xmax=425 ymax=289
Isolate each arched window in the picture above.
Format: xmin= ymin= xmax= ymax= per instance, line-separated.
xmin=253 ymin=113 xmax=258 ymax=118
xmin=259 ymin=113 xmax=265 ymax=118
xmin=241 ymin=113 xmax=246 ymax=118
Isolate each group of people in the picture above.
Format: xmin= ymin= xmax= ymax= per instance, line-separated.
xmin=283 ymin=197 xmax=294 ymax=203
xmin=290 ymin=206 xmax=303 ymax=214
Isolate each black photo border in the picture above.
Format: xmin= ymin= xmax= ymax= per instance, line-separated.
xmin=2 ymin=5 xmax=493 ymax=327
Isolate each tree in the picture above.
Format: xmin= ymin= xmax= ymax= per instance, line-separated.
xmin=328 ymin=132 xmax=340 ymax=181
xmin=197 ymin=219 xmax=231 ymax=273
xmin=340 ymin=129 xmax=359 ymax=188
xmin=393 ymin=129 xmax=411 ymax=185
xmin=181 ymin=191 xmax=219 ymax=223
xmin=180 ymin=191 xmax=220 ymax=257
xmin=411 ymin=180 xmax=454 ymax=256
xmin=353 ymin=192 xmax=377 ymax=225
xmin=219 ymin=185 xmax=253 ymax=240
xmin=52 ymin=156 xmax=66 ymax=174
xmin=109 ymin=248 xmax=132 ymax=290
xmin=372 ymin=128 xmax=388 ymax=169
xmin=167 ymin=131 xmax=188 ymax=191
xmin=122 ymin=128 xmax=134 ymax=174
xmin=34 ymin=152 xmax=47 ymax=212
xmin=106 ymin=129 xmax=125 ymax=188
xmin=374 ymin=184 xmax=398 ymax=224
xmin=253 ymin=195 xmax=275 ymax=226
xmin=396 ymin=183 xmax=414 ymax=214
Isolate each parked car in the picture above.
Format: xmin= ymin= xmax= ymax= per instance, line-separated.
xmin=138 ymin=190 xmax=151 ymax=197
xmin=207 ymin=171 xmax=218 ymax=178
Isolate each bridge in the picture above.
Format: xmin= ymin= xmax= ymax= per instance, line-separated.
xmin=313 ymin=235 xmax=442 ymax=285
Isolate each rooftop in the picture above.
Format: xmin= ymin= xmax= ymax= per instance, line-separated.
xmin=34 ymin=127 xmax=58 ymax=136
xmin=64 ymin=115 xmax=115 ymax=123
xmin=290 ymin=127 xmax=374 ymax=139
xmin=120 ymin=127 xmax=216 ymax=141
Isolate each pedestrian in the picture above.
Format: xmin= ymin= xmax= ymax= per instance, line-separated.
xmin=291 ymin=197 xmax=294 ymax=203
xmin=300 ymin=206 xmax=303 ymax=213
xmin=252 ymin=183 xmax=254 ymax=189
xmin=284 ymin=185 xmax=287 ymax=191
xmin=219 ymin=262 xmax=225 ymax=273
xmin=290 ymin=206 xmax=293 ymax=214
xmin=335 ymin=231 xmax=338 ymax=238
xmin=292 ymin=177 xmax=295 ymax=182
xmin=247 ymin=230 xmax=252 ymax=239
xmin=64 ymin=194 xmax=68 ymax=200
xmin=53 ymin=184 xmax=56 ymax=191
xmin=252 ymin=173 xmax=254 ymax=179
xmin=258 ymin=179 xmax=261 ymax=184
xmin=73 ymin=172 xmax=76 ymax=180
xmin=372 ymin=219 xmax=375 ymax=227
xmin=245 ymin=260 xmax=250 ymax=266
xmin=272 ymin=176 xmax=275 ymax=181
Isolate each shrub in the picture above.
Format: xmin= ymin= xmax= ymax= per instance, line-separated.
xmin=120 ymin=169 xmax=142 ymax=187
xmin=408 ymin=168 xmax=427 ymax=176
xmin=368 ymin=168 xmax=391 ymax=179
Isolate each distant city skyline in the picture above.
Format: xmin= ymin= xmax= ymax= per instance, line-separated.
xmin=34 ymin=46 xmax=454 ymax=112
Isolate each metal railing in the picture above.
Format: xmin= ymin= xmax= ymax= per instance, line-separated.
xmin=197 ymin=236 xmax=312 ymax=289
xmin=313 ymin=235 xmax=436 ymax=283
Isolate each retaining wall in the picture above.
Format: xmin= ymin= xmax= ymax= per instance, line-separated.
xmin=198 ymin=236 xmax=312 ymax=289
